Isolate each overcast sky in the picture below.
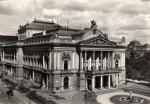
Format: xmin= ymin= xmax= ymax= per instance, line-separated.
xmin=0 ymin=0 xmax=150 ymax=44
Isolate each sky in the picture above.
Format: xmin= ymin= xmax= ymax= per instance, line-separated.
xmin=0 ymin=0 xmax=150 ymax=44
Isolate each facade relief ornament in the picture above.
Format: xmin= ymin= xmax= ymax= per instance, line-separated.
xmin=61 ymin=53 xmax=71 ymax=61
xmin=114 ymin=53 xmax=120 ymax=60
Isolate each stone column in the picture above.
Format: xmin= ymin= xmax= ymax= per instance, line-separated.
xmin=112 ymin=52 xmax=114 ymax=69
xmin=13 ymin=53 xmax=15 ymax=63
xmin=72 ymin=52 xmax=74 ymax=69
xmin=101 ymin=51 xmax=103 ymax=70
xmin=32 ymin=55 xmax=35 ymax=66
xmin=35 ymin=57 xmax=38 ymax=67
xmin=107 ymin=52 xmax=109 ymax=69
xmin=30 ymin=57 xmax=32 ymax=66
xmin=115 ymin=74 xmax=118 ymax=86
xmin=49 ymin=51 xmax=51 ymax=70
xmin=92 ymin=76 xmax=95 ymax=90
xmin=32 ymin=71 xmax=34 ymax=82
xmin=92 ymin=51 xmax=95 ymax=70
xmin=85 ymin=51 xmax=87 ymax=70
xmin=118 ymin=74 xmax=120 ymax=84
xmin=46 ymin=74 xmax=49 ymax=90
xmin=81 ymin=52 xmax=83 ymax=70
xmin=89 ymin=56 xmax=91 ymax=71
xmin=96 ymin=54 xmax=99 ymax=70
xmin=80 ymin=51 xmax=83 ymax=70
xmin=123 ymin=52 xmax=125 ymax=68
xmin=16 ymin=47 xmax=24 ymax=81
xmin=10 ymin=66 xmax=12 ymax=76
xmin=109 ymin=52 xmax=111 ymax=69
xmin=57 ymin=51 xmax=60 ymax=69
xmin=100 ymin=76 xmax=103 ymax=89
xmin=108 ymin=75 xmax=110 ymax=88
xmin=51 ymin=50 xmax=54 ymax=70
xmin=83 ymin=51 xmax=85 ymax=70
xmin=104 ymin=55 xmax=106 ymax=70
xmin=43 ymin=54 xmax=46 ymax=69
xmin=54 ymin=51 xmax=57 ymax=70
xmin=1 ymin=50 xmax=4 ymax=62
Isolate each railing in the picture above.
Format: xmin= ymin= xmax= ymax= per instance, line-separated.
xmin=93 ymin=69 xmax=120 ymax=74
xmin=85 ymin=67 xmax=122 ymax=75
xmin=60 ymin=69 xmax=76 ymax=74
xmin=49 ymin=69 xmax=78 ymax=74
xmin=23 ymin=65 xmax=49 ymax=73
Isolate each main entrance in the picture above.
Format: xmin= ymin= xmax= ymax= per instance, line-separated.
xmin=64 ymin=77 xmax=69 ymax=89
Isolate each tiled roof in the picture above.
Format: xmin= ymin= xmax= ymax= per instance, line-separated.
xmin=0 ymin=35 xmax=18 ymax=44
xmin=18 ymin=19 xmax=61 ymax=33
xmin=0 ymin=35 xmax=18 ymax=41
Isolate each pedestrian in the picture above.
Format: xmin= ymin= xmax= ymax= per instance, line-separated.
xmin=7 ymin=88 xmax=14 ymax=97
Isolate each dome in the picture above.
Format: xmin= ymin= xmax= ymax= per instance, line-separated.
xmin=128 ymin=40 xmax=142 ymax=47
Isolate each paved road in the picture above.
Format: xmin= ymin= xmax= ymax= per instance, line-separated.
xmin=72 ymin=91 xmax=99 ymax=104
xmin=0 ymin=87 xmax=23 ymax=104
xmin=0 ymin=79 xmax=25 ymax=104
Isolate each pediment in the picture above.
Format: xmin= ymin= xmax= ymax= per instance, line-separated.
xmin=79 ymin=35 xmax=116 ymax=46
xmin=82 ymin=30 xmax=105 ymax=40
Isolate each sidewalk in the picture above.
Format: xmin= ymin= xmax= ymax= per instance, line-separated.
xmin=0 ymin=79 xmax=36 ymax=104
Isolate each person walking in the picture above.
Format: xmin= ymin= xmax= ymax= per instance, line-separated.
xmin=7 ymin=87 xmax=14 ymax=98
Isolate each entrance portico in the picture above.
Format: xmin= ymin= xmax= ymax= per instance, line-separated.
xmin=86 ymin=74 xmax=119 ymax=91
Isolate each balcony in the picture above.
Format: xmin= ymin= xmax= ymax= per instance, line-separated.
xmin=51 ymin=69 xmax=77 ymax=75
xmin=85 ymin=67 xmax=122 ymax=75
xmin=23 ymin=65 xmax=49 ymax=73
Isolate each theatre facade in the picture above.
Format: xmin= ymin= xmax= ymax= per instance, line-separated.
xmin=0 ymin=19 xmax=126 ymax=92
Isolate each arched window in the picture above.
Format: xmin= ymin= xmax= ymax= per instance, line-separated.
xmin=63 ymin=77 xmax=69 ymax=89
xmin=64 ymin=61 xmax=68 ymax=70
xmin=115 ymin=60 xmax=119 ymax=68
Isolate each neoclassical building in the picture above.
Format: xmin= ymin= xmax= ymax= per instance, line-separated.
xmin=0 ymin=19 xmax=126 ymax=92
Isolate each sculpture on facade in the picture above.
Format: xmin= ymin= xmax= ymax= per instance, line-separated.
xmin=61 ymin=53 xmax=71 ymax=61
xmin=91 ymin=20 xmax=97 ymax=34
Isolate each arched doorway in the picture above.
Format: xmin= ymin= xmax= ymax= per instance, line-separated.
xmin=64 ymin=61 xmax=68 ymax=70
xmin=63 ymin=77 xmax=69 ymax=89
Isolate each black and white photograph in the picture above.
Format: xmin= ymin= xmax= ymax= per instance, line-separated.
xmin=0 ymin=0 xmax=150 ymax=104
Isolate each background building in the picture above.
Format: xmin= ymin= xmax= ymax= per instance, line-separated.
xmin=0 ymin=19 xmax=126 ymax=92
xmin=126 ymin=40 xmax=150 ymax=58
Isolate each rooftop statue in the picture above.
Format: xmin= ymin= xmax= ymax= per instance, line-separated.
xmin=91 ymin=20 xmax=97 ymax=34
